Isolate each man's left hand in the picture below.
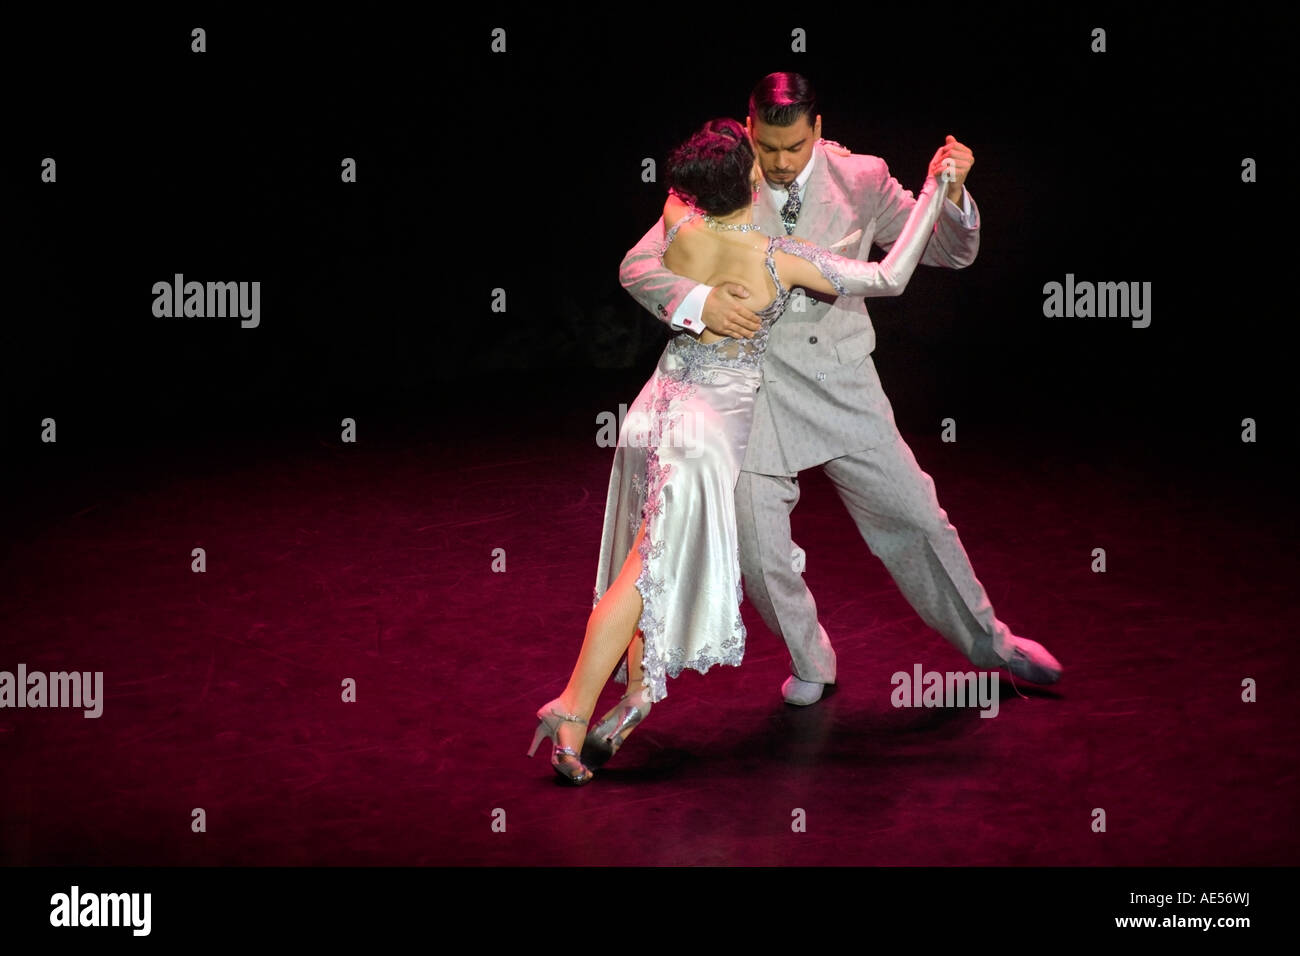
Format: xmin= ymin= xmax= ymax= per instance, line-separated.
xmin=939 ymin=134 xmax=974 ymax=203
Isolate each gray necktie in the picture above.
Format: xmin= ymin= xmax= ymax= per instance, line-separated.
xmin=781 ymin=180 xmax=802 ymax=235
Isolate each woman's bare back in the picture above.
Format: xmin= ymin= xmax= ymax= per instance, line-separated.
xmin=661 ymin=204 xmax=779 ymax=345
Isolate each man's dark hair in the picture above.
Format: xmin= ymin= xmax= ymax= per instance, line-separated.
xmin=748 ymin=72 xmax=818 ymax=127
xmin=666 ymin=117 xmax=755 ymax=216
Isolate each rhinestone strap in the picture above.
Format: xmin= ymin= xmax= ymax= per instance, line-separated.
xmin=702 ymin=215 xmax=760 ymax=232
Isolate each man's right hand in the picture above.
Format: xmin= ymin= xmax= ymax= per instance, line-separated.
xmin=703 ymin=284 xmax=762 ymax=339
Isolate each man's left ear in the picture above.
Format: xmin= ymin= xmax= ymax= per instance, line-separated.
xmin=813 ymin=114 xmax=822 ymax=140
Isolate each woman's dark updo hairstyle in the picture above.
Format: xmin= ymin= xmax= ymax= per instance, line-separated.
xmin=666 ymin=117 xmax=754 ymax=216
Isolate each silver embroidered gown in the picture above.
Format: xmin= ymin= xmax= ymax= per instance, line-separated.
xmin=593 ymin=174 xmax=947 ymax=703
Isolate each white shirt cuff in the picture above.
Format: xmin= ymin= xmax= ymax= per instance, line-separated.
xmin=669 ymin=283 xmax=712 ymax=332
xmin=955 ymin=187 xmax=975 ymax=228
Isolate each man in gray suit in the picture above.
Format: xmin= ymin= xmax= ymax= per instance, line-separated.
xmin=620 ymin=72 xmax=1062 ymax=705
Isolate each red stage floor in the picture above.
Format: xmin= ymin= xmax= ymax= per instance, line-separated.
xmin=2 ymin=407 xmax=1294 ymax=866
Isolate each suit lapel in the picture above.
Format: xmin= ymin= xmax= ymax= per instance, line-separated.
xmin=793 ymin=145 xmax=846 ymax=242
xmin=754 ymin=145 xmax=847 ymax=240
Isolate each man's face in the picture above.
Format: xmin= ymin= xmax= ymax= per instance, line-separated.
xmin=747 ymin=113 xmax=822 ymax=188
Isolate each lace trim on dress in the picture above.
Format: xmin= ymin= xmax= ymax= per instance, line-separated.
xmin=605 ymin=221 xmax=818 ymax=701
xmin=659 ymin=228 xmax=793 ymax=374
xmin=769 ymin=236 xmax=851 ymax=296
xmin=608 ymin=361 xmax=748 ymax=703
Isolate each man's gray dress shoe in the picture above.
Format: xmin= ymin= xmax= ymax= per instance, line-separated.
xmin=1002 ymin=637 xmax=1063 ymax=684
xmin=782 ymin=675 xmax=827 ymax=706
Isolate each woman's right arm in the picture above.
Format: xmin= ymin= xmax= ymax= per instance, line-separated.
xmin=663 ymin=191 xmax=692 ymax=231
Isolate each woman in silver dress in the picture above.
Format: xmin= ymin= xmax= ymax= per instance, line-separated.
xmin=529 ymin=118 xmax=951 ymax=784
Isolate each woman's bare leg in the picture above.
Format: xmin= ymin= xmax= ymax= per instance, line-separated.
xmin=553 ymin=518 xmax=647 ymax=753
xmin=626 ymin=631 xmax=645 ymax=688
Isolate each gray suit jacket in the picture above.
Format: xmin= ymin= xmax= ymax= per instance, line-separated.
xmin=619 ymin=143 xmax=980 ymax=476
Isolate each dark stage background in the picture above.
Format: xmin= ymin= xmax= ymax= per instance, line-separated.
xmin=8 ymin=10 xmax=1288 ymax=441
xmin=3 ymin=4 xmax=1297 ymax=894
